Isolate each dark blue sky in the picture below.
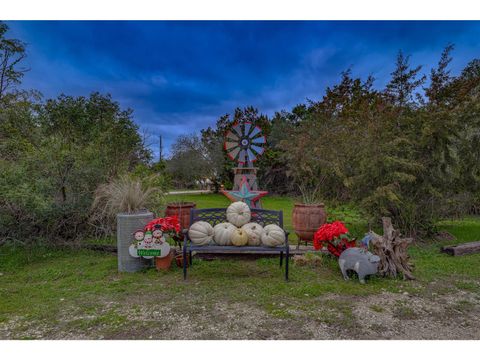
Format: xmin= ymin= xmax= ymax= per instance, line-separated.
xmin=6 ymin=21 xmax=480 ymax=157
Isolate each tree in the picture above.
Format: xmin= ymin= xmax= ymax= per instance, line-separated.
xmin=451 ymin=59 xmax=480 ymax=214
xmin=37 ymin=92 xmax=150 ymax=198
xmin=277 ymin=51 xmax=462 ymax=236
xmin=0 ymin=22 xmax=28 ymax=101
xmin=167 ymin=131 xmax=225 ymax=190
xmin=1 ymin=92 xmax=152 ymax=244
xmin=425 ymin=44 xmax=454 ymax=105
xmin=167 ymin=133 xmax=209 ymax=188
xmin=385 ymin=51 xmax=426 ymax=108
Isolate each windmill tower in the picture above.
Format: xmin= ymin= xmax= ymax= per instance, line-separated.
xmin=221 ymin=122 xmax=268 ymax=208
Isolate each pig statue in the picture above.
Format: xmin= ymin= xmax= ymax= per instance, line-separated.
xmin=338 ymin=247 xmax=380 ymax=284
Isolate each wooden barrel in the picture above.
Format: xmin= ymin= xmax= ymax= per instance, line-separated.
xmin=292 ymin=203 xmax=327 ymax=243
xmin=165 ymin=202 xmax=196 ymax=236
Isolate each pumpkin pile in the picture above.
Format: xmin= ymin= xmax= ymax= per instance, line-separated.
xmin=187 ymin=201 xmax=286 ymax=247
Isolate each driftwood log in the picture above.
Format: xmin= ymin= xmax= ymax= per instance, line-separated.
xmin=369 ymin=217 xmax=415 ymax=280
xmin=441 ymin=241 xmax=480 ymax=256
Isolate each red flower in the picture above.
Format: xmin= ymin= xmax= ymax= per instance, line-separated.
xmin=313 ymin=220 xmax=355 ymax=257
xmin=144 ymin=216 xmax=181 ymax=235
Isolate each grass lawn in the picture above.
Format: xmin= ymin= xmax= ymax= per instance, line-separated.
xmin=1 ymin=194 xmax=480 ymax=339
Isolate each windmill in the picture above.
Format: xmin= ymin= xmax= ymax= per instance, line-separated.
xmin=224 ymin=122 xmax=266 ymax=166
xmin=221 ymin=122 xmax=268 ymax=208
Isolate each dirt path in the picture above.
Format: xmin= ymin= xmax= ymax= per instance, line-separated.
xmin=2 ymin=286 xmax=479 ymax=340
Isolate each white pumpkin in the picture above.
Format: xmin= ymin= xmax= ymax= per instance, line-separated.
xmin=188 ymin=221 xmax=214 ymax=246
xmin=213 ymin=222 xmax=236 ymax=246
xmin=261 ymin=224 xmax=286 ymax=247
xmin=231 ymin=228 xmax=249 ymax=246
xmin=226 ymin=201 xmax=251 ymax=227
xmin=241 ymin=222 xmax=264 ymax=246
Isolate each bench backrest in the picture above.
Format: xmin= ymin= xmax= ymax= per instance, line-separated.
xmin=190 ymin=207 xmax=283 ymax=228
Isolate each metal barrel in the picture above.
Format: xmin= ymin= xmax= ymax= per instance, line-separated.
xmin=116 ymin=211 xmax=154 ymax=272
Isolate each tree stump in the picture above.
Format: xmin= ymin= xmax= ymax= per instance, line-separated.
xmin=369 ymin=217 xmax=415 ymax=280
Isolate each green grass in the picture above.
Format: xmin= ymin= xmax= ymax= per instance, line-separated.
xmin=437 ymin=217 xmax=480 ymax=244
xmin=408 ymin=217 xmax=480 ymax=284
xmin=0 ymin=245 xmax=405 ymax=337
xmin=1 ymin=194 xmax=480 ymax=338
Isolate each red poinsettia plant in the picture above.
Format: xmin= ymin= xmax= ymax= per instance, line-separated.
xmin=144 ymin=216 xmax=181 ymax=237
xmin=313 ymin=220 xmax=356 ymax=257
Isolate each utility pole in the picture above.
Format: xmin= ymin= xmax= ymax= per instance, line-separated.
xmin=159 ymin=134 xmax=163 ymax=162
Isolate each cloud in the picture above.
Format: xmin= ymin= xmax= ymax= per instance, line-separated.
xmin=5 ymin=20 xmax=480 ymax=158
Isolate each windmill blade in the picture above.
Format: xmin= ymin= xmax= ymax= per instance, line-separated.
xmin=225 ymin=141 xmax=239 ymax=151
xmin=226 ymin=130 xmax=239 ymax=142
xmin=228 ymin=146 xmax=241 ymax=160
xmin=248 ymin=126 xmax=262 ymax=139
xmin=246 ymin=149 xmax=257 ymax=162
xmin=244 ymin=122 xmax=252 ymax=137
xmin=250 ymin=132 xmax=264 ymax=140
xmin=251 ymin=136 xmax=266 ymax=145
xmin=238 ymin=149 xmax=247 ymax=163
xmin=250 ymin=144 xmax=264 ymax=155
xmin=232 ymin=124 xmax=244 ymax=138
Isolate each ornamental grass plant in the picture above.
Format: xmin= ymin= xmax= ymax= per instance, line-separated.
xmin=92 ymin=175 xmax=163 ymax=218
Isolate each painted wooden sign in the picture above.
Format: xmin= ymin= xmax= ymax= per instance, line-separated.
xmin=129 ymin=229 xmax=171 ymax=259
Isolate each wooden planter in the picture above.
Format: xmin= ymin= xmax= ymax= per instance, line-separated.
xmin=292 ymin=203 xmax=327 ymax=245
xmin=165 ymin=202 xmax=196 ymax=237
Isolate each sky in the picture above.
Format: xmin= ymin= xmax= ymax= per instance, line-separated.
xmin=5 ymin=21 xmax=480 ymax=157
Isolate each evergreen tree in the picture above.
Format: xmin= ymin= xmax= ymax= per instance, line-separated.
xmin=0 ymin=22 xmax=28 ymax=102
xmin=385 ymin=51 xmax=426 ymax=108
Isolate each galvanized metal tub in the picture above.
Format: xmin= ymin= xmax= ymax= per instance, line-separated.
xmin=117 ymin=210 xmax=154 ymax=272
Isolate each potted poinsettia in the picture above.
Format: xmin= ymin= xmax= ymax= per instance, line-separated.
xmin=148 ymin=215 xmax=189 ymax=267
xmin=313 ymin=220 xmax=356 ymax=257
xmin=145 ymin=215 xmax=181 ymax=237
xmin=143 ymin=216 xmax=181 ymax=270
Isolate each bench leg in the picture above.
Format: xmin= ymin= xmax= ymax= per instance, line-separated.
xmin=183 ymin=245 xmax=187 ymax=280
xmin=285 ymin=246 xmax=289 ymax=281
xmin=189 ymin=250 xmax=193 ymax=266
xmin=280 ymin=251 xmax=283 ymax=267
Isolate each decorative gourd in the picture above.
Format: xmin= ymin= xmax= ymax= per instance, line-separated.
xmin=226 ymin=201 xmax=251 ymax=227
xmin=241 ymin=223 xmax=264 ymax=246
xmin=231 ymin=228 xmax=249 ymax=246
xmin=213 ymin=222 xmax=236 ymax=246
xmin=261 ymin=224 xmax=286 ymax=247
xmin=188 ymin=221 xmax=214 ymax=246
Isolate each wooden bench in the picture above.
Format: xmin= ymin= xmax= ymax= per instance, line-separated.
xmin=182 ymin=207 xmax=290 ymax=281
